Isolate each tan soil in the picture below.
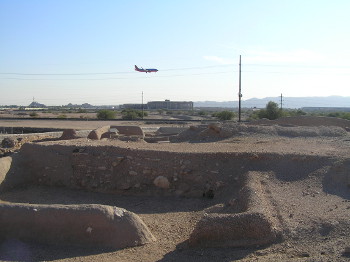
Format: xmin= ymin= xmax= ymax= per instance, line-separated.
xmin=0 ymin=117 xmax=350 ymax=261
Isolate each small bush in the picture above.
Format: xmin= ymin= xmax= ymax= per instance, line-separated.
xmin=29 ymin=112 xmax=38 ymax=118
xmin=214 ymin=111 xmax=235 ymax=120
xmin=121 ymin=109 xmax=146 ymax=120
xmin=57 ymin=114 xmax=67 ymax=119
xmin=97 ymin=110 xmax=116 ymax=119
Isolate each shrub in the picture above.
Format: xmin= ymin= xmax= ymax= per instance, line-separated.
xmin=57 ymin=114 xmax=67 ymax=119
xmin=97 ymin=110 xmax=116 ymax=119
xmin=255 ymin=101 xmax=282 ymax=120
xmin=29 ymin=112 xmax=38 ymax=118
xmin=214 ymin=111 xmax=235 ymax=120
xmin=121 ymin=109 xmax=147 ymax=120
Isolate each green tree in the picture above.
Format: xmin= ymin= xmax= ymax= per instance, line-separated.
xmin=265 ymin=101 xmax=281 ymax=120
xmin=252 ymin=101 xmax=283 ymax=120
xmin=97 ymin=110 xmax=116 ymax=119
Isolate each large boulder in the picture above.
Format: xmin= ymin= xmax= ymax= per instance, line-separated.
xmin=0 ymin=203 xmax=155 ymax=249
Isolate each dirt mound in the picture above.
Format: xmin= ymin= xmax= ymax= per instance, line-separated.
xmin=171 ymin=123 xmax=348 ymax=142
xmin=249 ymin=115 xmax=350 ymax=130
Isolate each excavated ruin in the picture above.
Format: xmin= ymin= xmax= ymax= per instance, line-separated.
xmin=0 ymin=121 xmax=349 ymax=261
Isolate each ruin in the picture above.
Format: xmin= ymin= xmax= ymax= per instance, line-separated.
xmin=0 ymin=119 xmax=349 ymax=261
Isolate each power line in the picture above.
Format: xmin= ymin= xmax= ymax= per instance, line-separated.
xmin=0 ymin=64 xmax=235 ymax=76
xmin=245 ymin=63 xmax=350 ymax=69
xmin=0 ymin=71 xmax=234 ymax=81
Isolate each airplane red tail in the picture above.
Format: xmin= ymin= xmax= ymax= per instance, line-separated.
xmin=135 ymin=65 xmax=139 ymax=71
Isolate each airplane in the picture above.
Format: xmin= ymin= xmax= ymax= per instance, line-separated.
xmin=135 ymin=65 xmax=158 ymax=73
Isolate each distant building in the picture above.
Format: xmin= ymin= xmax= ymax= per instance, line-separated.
xmin=121 ymin=100 xmax=193 ymax=111
xmin=147 ymin=100 xmax=193 ymax=110
xmin=121 ymin=104 xmax=144 ymax=110
xmin=302 ymin=107 xmax=350 ymax=112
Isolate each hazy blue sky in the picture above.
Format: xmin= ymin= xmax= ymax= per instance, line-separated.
xmin=1 ymin=0 xmax=350 ymax=106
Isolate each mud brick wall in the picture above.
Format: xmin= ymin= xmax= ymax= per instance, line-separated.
xmin=16 ymin=143 xmax=333 ymax=197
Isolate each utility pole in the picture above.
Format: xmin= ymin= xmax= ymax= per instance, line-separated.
xmin=280 ymin=93 xmax=283 ymax=110
xmin=142 ymin=91 xmax=144 ymax=120
xmin=238 ymin=55 xmax=242 ymax=122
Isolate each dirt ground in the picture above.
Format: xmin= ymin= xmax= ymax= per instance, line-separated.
xmin=0 ymin=117 xmax=350 ymax=262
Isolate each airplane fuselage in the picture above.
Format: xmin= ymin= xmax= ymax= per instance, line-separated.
xmin=135 ymin=65 xmax=158 ymax=73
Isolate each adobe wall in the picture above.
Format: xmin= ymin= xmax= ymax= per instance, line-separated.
xmin=13 ymin=143 xmax=332 ymax=198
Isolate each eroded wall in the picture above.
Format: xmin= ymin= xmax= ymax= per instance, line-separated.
xmin=14 ymin=143 xmax=333 ymax=198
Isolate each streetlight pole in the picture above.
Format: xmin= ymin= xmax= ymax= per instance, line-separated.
xmin=142 ymin=91 xmax=144 ymax=120
xmin=238 ymin=55 xmax=242 ymax=122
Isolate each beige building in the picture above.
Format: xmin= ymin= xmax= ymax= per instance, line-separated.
xmin=121 ymin=100 xmax=193 ymax=110
xmin=147 ymin=100 xmax=193 ymax=110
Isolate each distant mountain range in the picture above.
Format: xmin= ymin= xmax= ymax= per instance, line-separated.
xmin=194 ymin=96 xmax=350 ymax=109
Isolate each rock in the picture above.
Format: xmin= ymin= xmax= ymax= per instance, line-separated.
xmin=129 ymin=171 xmax=137 ymax=176
xmin=112 ymin=156 xmax=124 ymax=166
xmin=143 ymin=169 xmax=152 ymax=175
xmin=153 ymin=176 xmax=170 ymax=189
xmin=118 ymin=183 xmax=131 ymax=190
xmin=215 ymin=181 xmax=225 ymax=188
xmin=59 ymin=129 xmax=78 ymax=140
xmin=1 ymin=137 xmax=17 ymax=148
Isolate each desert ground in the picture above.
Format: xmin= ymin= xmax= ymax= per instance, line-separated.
xmin=0 ymin=116 xmax=349 ymax=262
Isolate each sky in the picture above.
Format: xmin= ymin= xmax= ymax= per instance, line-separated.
xmin=1 ymin=0 xmax=350 ymax=106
